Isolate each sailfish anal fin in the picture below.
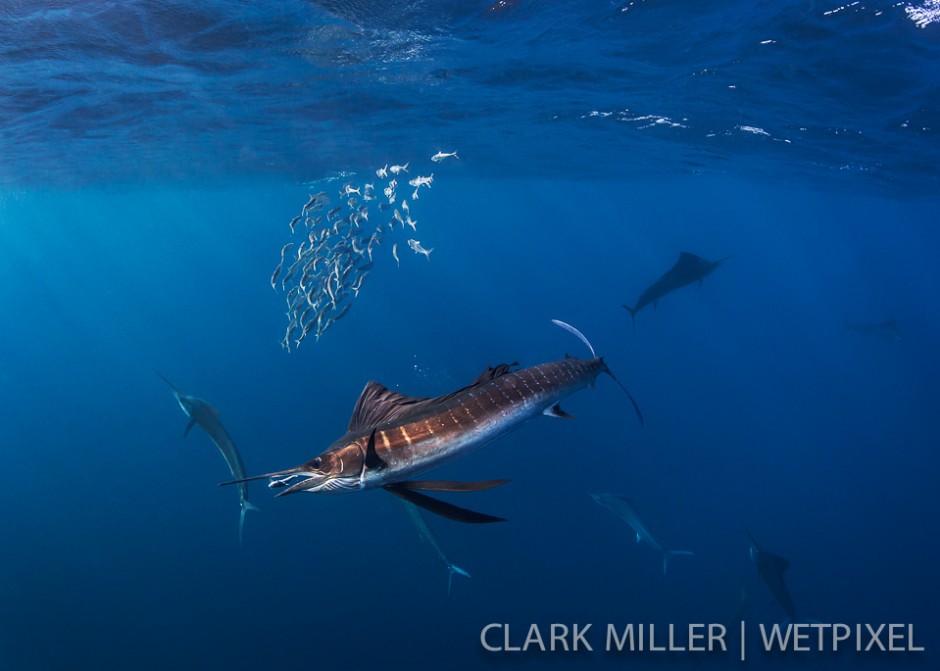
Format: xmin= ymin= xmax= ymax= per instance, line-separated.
xmin=543 ymin=403 xmax=574 ymax=419
xmin=384 ymin=484 xmax=506 ymax=524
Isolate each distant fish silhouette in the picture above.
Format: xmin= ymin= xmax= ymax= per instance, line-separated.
xmin=623 ymin=252 xmax=731 ymax=331
xmin=590 ymin=494 xmax=693 ymax=575
xmin=843 ymin=316 xmax=901 ymax=341
xmin=747 ymin=531 xmax=796 ymax=620
xmin=155 ymin=370 xmax=258 ymax=543
xmin=400 ymin=499 xmax=470 ymax=595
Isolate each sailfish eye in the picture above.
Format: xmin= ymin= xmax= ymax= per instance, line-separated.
xmin=309 ymin=457 xmax=322 ymax=470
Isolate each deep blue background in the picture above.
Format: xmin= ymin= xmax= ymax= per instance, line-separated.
xmin=1 ymin=0 xmax=939 ymax=669
xmin=1 ymin=177 xmax=937 ymax=669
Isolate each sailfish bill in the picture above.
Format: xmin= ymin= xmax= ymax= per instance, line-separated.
xmin=218 ymin=467 xmax=305 ymax=487
xmin=221 ymin=320 xmax=643 ymax=523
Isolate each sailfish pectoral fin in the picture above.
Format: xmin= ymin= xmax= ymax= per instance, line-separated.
xmin=392 ymin=479 xmax=509 ymax=493
xmin=384 ymin=484 xmax=506 ymax=524
xmin=183 ymin=416 xmax=198 ymax=438
xmin=365 ymin=429 xmax=386 ymax=471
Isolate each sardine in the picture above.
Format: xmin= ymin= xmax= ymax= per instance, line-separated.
xmin=431 ymin=150 xmax=458 ymax=163
xmin=408 ymin=174 xmax=433 ymax=189
xmin=407 ymin=239 xmax=433 ymax=260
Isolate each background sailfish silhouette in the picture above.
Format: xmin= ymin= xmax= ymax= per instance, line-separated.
xmin=155 ymin=370 xmax=259 ymax=543
xmin=400 ymin=499 xmax=471 ymax=594
xmin=623 ymin=251 xmax=732 ymax=332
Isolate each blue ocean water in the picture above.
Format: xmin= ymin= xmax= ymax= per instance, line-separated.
xmin=2 ymin=2 xmax=939 ymax=670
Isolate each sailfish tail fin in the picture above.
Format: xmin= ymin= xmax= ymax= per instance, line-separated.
xmin=238 ymin=500 xmax=260 ymax=545
xmin=604 ymin=365 xmax=644 ymax=427
xmin=551 ymin=318 xmax=643 ymax=427
xmin=447 ymin=563 xmax=471 ymax=595
xmin=622 ymin=305 xmax=637 ymax=336
xmin=551 ymin=319 xmax=596 ymax=358
xmin=663 ymin=550 xmax=694 ymax=575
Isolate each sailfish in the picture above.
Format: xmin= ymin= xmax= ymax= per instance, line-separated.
xmin=156 ymin=371 xmax=259 ymax=542
xmin=221 ymin=320 xmax=643 ymax=524
xmin=623 ymin=252 xmax=731 ymax=331
xmin=748 ymin=531 xmax=797 ymax=621
xmin=590 ymin=494 xmax=694 ymax=575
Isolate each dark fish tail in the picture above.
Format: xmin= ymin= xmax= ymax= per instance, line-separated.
xmin=622 ymin=304 xmax=637 ymax=336
xmin=602 ymin=362 xmax=644 ymax=427
xmin=552 ymin=319 xmax=643 ymax=426
xmin=239 ymin=499 xmax=260 ymax=545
